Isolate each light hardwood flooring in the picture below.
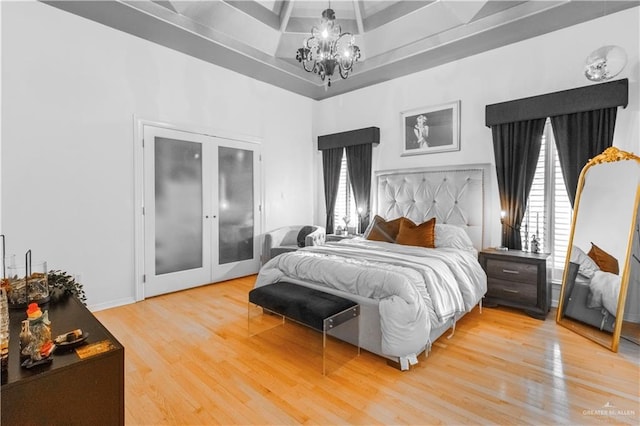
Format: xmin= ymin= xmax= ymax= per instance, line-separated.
xmin=95 ymin=275 xmax=640 ymax=425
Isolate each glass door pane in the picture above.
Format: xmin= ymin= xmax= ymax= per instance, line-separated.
xmin=218 ymin=146 xmax=254 ymax=264
xmin=143 ymin=126 xmax=212 ymax=298
xmin=155 ymin=137 xmax=203 ymax=274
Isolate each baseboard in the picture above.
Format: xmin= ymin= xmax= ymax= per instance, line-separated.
xmin=89 ymin=297 xmax=136 ymax=312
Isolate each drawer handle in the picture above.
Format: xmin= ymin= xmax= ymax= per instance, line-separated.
xmin=502 ymin=288 xmax=519 ymax=294
xmin=502 ymin=269 xmax=520 ymax=275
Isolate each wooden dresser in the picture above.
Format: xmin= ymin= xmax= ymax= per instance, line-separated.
xmin=1 ymin=296 xmax=124 ymax=425
xmin=478 ymin=248 xmax=551 ymax=320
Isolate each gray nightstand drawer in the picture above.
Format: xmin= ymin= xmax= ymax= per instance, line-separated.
xmin=479 ymin=248 xmax=551 ymax=320
xmin=486 ymin=277 xmax=537 ymax=305
xmin=486 ymin=259 xmax=537 ymax=284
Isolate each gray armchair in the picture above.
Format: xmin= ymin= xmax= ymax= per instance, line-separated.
xmin=261 ymin=225 xmax=325 ymax=265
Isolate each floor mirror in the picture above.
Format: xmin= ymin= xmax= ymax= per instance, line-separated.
xmin=556 ymin=147 xmax=640 ymax=352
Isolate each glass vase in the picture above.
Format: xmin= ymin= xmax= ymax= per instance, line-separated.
xmin=7 ymin=256 xmax=49 ymax=307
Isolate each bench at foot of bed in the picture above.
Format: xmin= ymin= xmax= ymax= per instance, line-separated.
xmin=248 ymin=282 xmax=360 ymax=375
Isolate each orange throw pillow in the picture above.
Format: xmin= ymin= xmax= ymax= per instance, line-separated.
xmin=366 ymin=215 xmax=402 ymax=243
xmin=396 ymin=217 xmax=436 ymax=248
xmin=587 ymin=242 xmax=619 ymax=275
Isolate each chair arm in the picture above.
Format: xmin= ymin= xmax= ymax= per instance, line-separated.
xmin=262 ymin=227 xmax=292 ymax=264
xmin=305 ymin=227 xmax=326 ymax=246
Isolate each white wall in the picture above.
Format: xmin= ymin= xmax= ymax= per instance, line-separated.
xmin=313 ymin=8 xmax=640 ymax=250
xmin=1 ymin=1 xmax=315 ymax=309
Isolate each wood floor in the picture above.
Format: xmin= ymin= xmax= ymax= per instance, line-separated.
xmin=95 ymin=275 xmax=640 ymax=425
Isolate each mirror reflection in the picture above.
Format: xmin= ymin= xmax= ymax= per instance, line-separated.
xmin=557 ymin=147 xmax=640 ymax=351
xmin=621 ymin=206 xmax=640 ymax=345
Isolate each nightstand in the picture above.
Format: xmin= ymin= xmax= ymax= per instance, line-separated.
xmin=478 ymin=248 xmax=551 ymax=320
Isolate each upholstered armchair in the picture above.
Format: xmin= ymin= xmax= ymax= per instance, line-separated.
xmin=261 ymin=225 xmax=325 ymax=265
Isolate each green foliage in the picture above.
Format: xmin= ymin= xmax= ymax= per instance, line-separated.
xmin=47 ymin=270 xmax=87 ymax=305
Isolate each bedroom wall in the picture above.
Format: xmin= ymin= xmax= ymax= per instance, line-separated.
xmin=1 ymin=1 xmax=315 ymax=310
xmin=313 ymin=7 xmax=640 ymax=256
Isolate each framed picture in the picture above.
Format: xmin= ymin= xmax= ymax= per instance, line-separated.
xmin=401 ymin=100 xmax=460 ymax=156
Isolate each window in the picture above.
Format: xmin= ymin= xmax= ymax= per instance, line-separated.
xmin=520 ymin=119 xmax=573 ymax=281
xmin=333 ymin=149 xmax=358 ymax=233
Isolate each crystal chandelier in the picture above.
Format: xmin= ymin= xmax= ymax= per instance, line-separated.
xmin=296 ymin=6 xmax=361 ymax=88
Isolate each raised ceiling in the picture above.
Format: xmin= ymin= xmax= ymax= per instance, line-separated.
xmin=45 ymin=1 xmax=638 ymax=100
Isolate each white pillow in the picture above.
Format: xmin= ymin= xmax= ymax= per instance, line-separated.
xmin=435 ymin=224 xmax=474 ymax=249
xmin=570 ymin=245 xmax=600 ymax=279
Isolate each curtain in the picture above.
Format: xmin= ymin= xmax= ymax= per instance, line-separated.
xmin=322 ymin=147 xmax=344 ymax=234
xmin=492 ymin=118 xmax=546 ymax=249
xmin=551 ymin=107 xmax=617 ymax=207
xmin=345 ymin=143 xmax=373 ymax=233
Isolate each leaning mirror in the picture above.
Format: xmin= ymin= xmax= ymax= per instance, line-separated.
xmin=557 ymin=147 xmax=640 ymax=352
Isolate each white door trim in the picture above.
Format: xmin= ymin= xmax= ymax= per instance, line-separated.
xmin=132 ymin=116 xmax=263 ymax=301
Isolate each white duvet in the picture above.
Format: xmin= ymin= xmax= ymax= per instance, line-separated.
xmin=255 ymin=238 xmax=487 ymax=357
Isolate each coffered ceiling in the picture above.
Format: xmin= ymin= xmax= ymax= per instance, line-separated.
xmin=45 ymin=1 xmax=638 ymax=100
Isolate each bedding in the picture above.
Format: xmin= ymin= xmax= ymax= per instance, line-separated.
xmin=255 ymin=237 xmax=486 ymax=359
xmin=569 ymin=244 xmax=620 ymax=317
xmin=587 ymin=270 xmax=621 ymax=316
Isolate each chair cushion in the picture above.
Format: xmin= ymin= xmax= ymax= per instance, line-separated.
xmin=297 ymin=226 xmax=317 ymax=247
xmin=270 ymin=246 xmax=298 ymax=258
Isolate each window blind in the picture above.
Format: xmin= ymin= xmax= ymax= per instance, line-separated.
xmin=333 ymin=149 xmax=358 ymax=233
xmin=521 ymin=119 xmax=572 ymax=281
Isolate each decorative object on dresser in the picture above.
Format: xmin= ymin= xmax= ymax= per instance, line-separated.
xmin=479 ymin=248 xmax=551 ymax=320
xmin=401 ymin=101 xmax=461 ymax=156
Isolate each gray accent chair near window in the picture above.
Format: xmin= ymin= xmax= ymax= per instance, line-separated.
xmin=261 ymin=226 xmax=326 ymax=265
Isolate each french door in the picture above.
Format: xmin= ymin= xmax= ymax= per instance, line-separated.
xmin=142 ymin=125 xmax=261 ymax=297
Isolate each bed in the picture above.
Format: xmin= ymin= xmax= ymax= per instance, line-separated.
xmin=254 ymin=164 xmax=490 ymax=369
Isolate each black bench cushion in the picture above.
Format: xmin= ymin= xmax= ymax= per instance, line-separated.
xmin=249 ymin=282 xmax=357 ymax=331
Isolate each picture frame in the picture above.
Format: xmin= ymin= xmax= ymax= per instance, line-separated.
xmin=401 ymin=100 xmax=460 ymax=156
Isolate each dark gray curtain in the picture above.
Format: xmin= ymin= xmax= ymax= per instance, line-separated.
xmin=551 ymin=107 xmax=617 ymax=207
xmin=322 ymin=147 xmax=343 ymax=234
xmin=345 ymin=143 xmax=372 ymax=233
xmin=492 ymin=119 xmax=546 ymax=249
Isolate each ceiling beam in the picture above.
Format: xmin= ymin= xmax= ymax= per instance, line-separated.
xmin=353 ymin=0 xmax=365 ymax=35
xmin=279 ymin=0 xmax=295 ymax=32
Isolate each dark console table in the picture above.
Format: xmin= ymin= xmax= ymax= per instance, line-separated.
xmin=1 ymin=296 xmax=124 ymax=425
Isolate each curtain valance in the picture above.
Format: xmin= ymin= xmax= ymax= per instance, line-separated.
xmin=485 ymin=79 xmax=628 ymax=127
xmin=317 ymin=127 xmax=380 ymax=150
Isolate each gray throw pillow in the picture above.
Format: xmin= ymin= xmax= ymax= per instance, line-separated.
xmin=297 ymin=226 xmax=316 ymax=247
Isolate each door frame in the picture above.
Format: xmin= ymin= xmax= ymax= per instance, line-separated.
xmin=133 ymin=117 xmax=264 ymax=301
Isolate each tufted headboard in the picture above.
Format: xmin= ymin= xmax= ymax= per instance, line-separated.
xmin=374 ymin=164 xmax=489 ymax=251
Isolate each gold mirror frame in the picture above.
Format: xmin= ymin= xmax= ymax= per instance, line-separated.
xmin=556 ymin=147 xmax=640 ymax=352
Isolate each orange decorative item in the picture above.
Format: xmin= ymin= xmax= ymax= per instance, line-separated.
xmin=21 ymin=302 xmax=53 ymax=366
xmin=27 ymin=302 xmax=41 ymax=319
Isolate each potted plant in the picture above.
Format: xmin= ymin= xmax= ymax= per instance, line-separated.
xmin=47 ymin=270 xmax=86 ymax=305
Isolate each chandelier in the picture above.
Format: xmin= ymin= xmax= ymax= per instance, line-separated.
xmin=295 ymin=7 xmax=361 ymax=88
